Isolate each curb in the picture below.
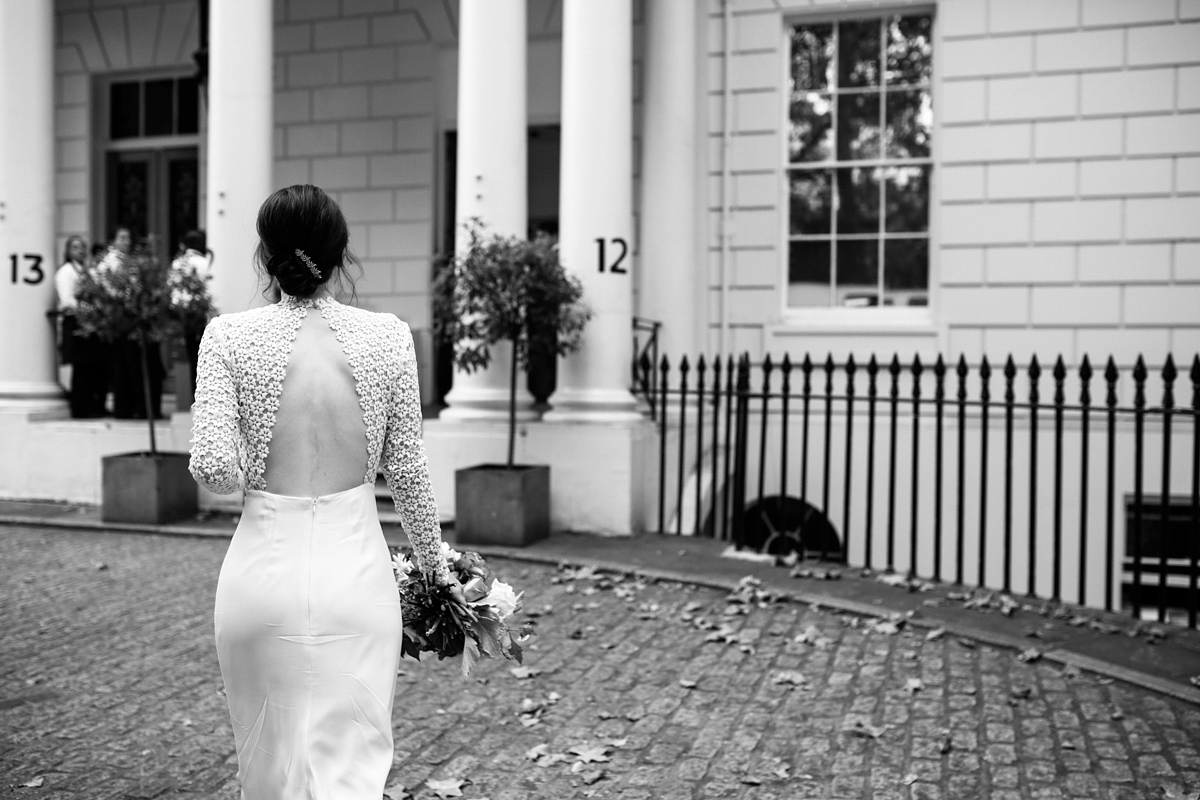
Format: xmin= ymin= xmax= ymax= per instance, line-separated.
xmin=5 ymin=513 xmax=1200 ymax=706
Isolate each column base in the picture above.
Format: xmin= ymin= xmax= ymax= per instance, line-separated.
xmin=542 ymin=387 xmax=644 ymax=423
xmin=0 ymin=380 xmax=66 ymax=409
xmin=439 ymin=385 xmax=539 ymax=422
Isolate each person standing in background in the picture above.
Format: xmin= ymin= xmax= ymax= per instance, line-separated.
xmin=106 ymin=227 xmax=166 ymax=420
xmin=55 ymin=235 xmax=108 ymax=418
xmin=171 ymin=229 xmax=213 ymax=397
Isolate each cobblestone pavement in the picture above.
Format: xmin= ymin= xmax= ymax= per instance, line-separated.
xmin=3 ymin=527 xmax=1200 ymax=800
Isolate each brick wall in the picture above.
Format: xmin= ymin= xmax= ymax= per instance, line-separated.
xmin=272 ymin=0 xmax=453 ymax=328
xmin=940 ymin=0 xmax=1200 ymax=368
xmin=707 ymin=0 xmax=1200 ymax=368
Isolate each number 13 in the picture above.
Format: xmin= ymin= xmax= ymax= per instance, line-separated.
xmin=9 ymin=253 xmax=45 ymax=285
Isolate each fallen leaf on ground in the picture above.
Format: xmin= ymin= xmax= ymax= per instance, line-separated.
xmin=925 ymin=627 xmax=945 ymax=641
xmin=1017 ymin=648 xmax=1042 ymax=663
xmin=842 ymin=720 xmax=887 ymax=739
xmin=525 ymin=744 xmax=548 ymax=761
xmin=537 ymin=752 xmax=569 ymax=767
xmin=904 ymin=678 xmax=924 ymax=694
xmin=773 ymin=765 xmax=791 ymax=779
xmin=426 ymin=778 xmax=468 ymax=798
xmin=772 ymin=671 xmax=808 ymax=687
xmin=510 ymin=666 xmax=542 ymax=679
xmin=903 ymin=773 xmax=918 ymax=786
xmin=382 ymin=785 xmax=412 ymax=800
xmin=569 ymin=744 xmax=611 ymax=764
xmin=19 ymin=776 xmax=44 ymax=788
xmin=679 ymin=679 xmax=698 ymax=689
xmin=604 ymin=738 xmax=628 ymax=748
xmin=580 ymin=769 xmax=605 ymax=785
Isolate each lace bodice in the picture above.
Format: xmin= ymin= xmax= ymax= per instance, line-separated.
xmin=189 ymin=294 xmax=450 ymax=581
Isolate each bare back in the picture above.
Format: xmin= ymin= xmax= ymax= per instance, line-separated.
xmin=263 ymin=308 xmax=368 ymax=497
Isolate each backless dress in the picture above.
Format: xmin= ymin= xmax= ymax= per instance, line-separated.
xmin=189 ymin=294 xmax=451 ymax=799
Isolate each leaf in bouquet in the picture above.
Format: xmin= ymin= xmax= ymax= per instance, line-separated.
xmin=472 ymin=611 xmax=508 ymax=659
xmin=425 ymin=777 xmax=468 ymax=798
xmin=461 ymin=638 xmax=481 ymax=678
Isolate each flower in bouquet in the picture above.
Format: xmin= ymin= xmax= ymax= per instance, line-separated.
xmin=391 ymin=545 xmax=531 ymax=677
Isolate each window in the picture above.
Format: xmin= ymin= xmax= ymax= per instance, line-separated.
xmin=787 ymin=14 xmax=933 ymax=309
xmin=108 ymin=77 xmax=199 ymax=140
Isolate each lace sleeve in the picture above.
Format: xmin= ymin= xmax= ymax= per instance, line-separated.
xmin=189 ymin=318 xmax=244 ymax=494
xmin=381 ymin=319 xmax=452 ymax=583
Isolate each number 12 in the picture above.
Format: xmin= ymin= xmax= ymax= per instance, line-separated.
xmin=595 ymin=238 xmax=627 ymax=274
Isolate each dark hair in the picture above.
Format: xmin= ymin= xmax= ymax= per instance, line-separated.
xmin=254 ymin=185 xmax=359 ymax=298
xmin=181 ymin=229 xmax=206 ymax=253
xmin=62 ymin=234 xmax=87 ymax=265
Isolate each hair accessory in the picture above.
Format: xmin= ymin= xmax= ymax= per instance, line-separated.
xmin=294 ymin=248 xmax=321 ymax=279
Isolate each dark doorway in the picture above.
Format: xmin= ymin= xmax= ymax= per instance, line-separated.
xmin=436 ymin=125 xmax=561 ymax=408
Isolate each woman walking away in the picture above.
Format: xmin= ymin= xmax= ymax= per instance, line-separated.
xmin=55 ymin=235 xmax=107 ymax=417
xmin=189 ymin=184 xmax=465 ymax=799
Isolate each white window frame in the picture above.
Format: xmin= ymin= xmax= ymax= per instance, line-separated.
xmin=777 ymin=5 xmax=940 ymax=335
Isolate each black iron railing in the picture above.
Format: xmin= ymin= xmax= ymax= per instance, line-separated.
xmin=632 ymin=317 xmax=661 ymax=417
xmin=648 ymin=352 xmax=1200 ymax=628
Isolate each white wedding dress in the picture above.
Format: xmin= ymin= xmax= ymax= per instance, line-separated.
xmin=190 ymin=294 xmax=450 ymax=799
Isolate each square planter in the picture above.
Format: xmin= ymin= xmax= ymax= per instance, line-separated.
xmin=101 ymin=451 xmax=198 ymax=525
xmin=454 ymin=464 xmax=550 ymax=547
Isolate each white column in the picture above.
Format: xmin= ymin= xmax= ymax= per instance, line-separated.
xmin=544 ymin=0 xmax=640 ymax=422
xmin=440 ymin=0 xmax=535 ymax=421
xmin=206 ymin=0 xmax=273 ymax=314
xmin=0 ymin=1 xmax=60 ymax=407
xmin=640 ymin=0 xmax=700 ymax=360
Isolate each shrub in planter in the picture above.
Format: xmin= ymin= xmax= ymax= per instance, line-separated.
xmin=75 ymin=245 xmax=214 ymax=523
xmin=433 ymin=223 xmax=590 ymax=545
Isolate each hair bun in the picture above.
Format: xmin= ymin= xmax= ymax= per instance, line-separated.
xmin=254 ymin=184 xmax=358 ymax=299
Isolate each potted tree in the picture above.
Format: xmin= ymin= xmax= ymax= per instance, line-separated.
xmin=75 ymin=244 xmax=213 ymax=524
xmin=433 ymin=223 xmax=590 ymax=546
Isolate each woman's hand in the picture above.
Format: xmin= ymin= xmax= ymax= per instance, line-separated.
xmin=434 ymin=573 xmax=470 ymax=613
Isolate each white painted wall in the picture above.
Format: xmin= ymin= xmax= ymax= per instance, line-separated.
xmin=705 ymin=0 xmax=1200 ymax=368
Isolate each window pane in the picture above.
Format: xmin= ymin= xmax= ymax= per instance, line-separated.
xmin=144 ymin=79 xmax=175 ymax=137
xmin=837 ymin=91 xmax=881 ymax=161
xmin=177 ymin=77 xmax=199 ymax=134
xmin=886 ymin=15 xmax=933 ymax=86
xmin=837 ymin=19 xmax=881 ymax=89
xmin=110 ymin=82 xmax=140 ymax=140
xmin=884 ymin=166 xmax=930 ymax=232
xmin=885 ymin=89 xmax=932 ymax=159
xmin=836 ymin=167 xmax=880 ymax=234
xmin=791 ymin=24 xmax=834 ymax=92
xmin=788 ymin=240 xmax=831 ymax=307
xmin=789 ymin=94 xmax=833 ymax=162
xmin=837 ymin=240 xmax=880 ymax=306
xmin=789 ymin=170 xmax=832 ymax=235
xmin=883 ymin=239 xmax=929 ymax=306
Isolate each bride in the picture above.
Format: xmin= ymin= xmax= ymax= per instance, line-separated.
xmin=190 ymin=184 xmax=465 ymax=798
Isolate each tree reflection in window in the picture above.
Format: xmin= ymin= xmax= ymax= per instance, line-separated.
xmin=787 ymin=13 xmax=933 ymax=309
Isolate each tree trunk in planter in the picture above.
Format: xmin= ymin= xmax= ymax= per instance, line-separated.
xmin=454 ymin=464 xmax=550 ymax=546
xmin=101 ymin=452 xmax=198 ymax=524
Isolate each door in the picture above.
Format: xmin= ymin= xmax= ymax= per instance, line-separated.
xmin=106 ymin=147 xmax=199 ymax=262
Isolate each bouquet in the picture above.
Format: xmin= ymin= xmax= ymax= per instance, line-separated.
xmin=392 ymin=542 xmax=530 ymax=677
